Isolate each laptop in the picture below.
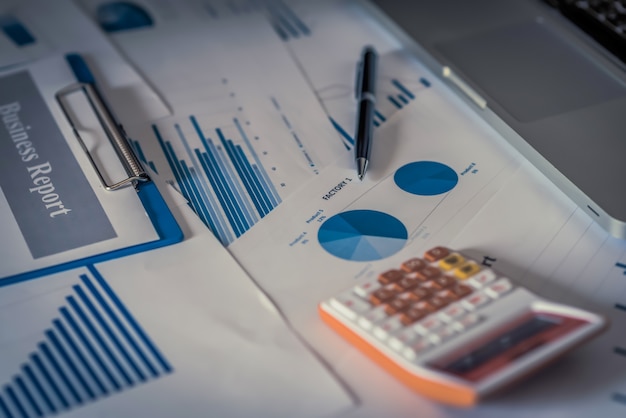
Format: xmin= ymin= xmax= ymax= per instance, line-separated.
xmin=369 ymin=0 xmax=626 ymax=239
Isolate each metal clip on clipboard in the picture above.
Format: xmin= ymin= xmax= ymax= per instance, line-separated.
xmin=55 ymin=78 xmax=149 ymax=191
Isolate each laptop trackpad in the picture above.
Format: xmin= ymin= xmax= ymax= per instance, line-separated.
xmin=436 ymin=20 xmax=626 ymax=122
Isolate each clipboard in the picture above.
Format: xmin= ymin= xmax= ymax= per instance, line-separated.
xmin=0 ymin=53 xmax=183 ymax=287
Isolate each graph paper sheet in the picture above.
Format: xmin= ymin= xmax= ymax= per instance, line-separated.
xmin=227 ymin=3 xmax=626 ymax=415
xmin=0 ymin=177 xmax=353 ymax=418
xmin=78 ymin=0 xmax=349 ymax=246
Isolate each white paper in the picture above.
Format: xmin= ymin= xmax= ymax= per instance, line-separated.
xmin=0 ymin=174 xmax=353 ymax=418
xmin=78 ymin=0 xmax=350 ymax=246
xmin=228 ymin=51 xmax=626 ymax=418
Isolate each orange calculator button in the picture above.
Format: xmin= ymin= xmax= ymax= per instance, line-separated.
xmin=416 ymin=265 xmax=441 ymax=281
xmin=424 ymin=246 xmax=450 ymax=262
xmin=378 ymin=269 xmax=406 ymax=285
xmin=401 ymin=257 xmax=427 ymax=272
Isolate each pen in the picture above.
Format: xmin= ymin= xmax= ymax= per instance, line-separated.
xmin=354 ymin=45 xmax=378 ymax=180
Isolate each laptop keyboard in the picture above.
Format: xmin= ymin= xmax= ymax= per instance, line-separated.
xmin=549 ymin=0 xmax=626 ymax=63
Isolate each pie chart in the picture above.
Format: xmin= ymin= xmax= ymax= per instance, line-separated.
xmin=394 ymin=161 xmax=458 ymax=196
xmin=318 ymin=210 xmax=407 ymax=261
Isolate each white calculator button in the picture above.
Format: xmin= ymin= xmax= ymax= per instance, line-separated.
xmin=373 ymin=316 xmax=404 ymax=341
xmin=388 ymin=327 xmax=419 ymax=352
xmin=428 ymin=326 xmax=457 ymax=345
xmin=437 ymin=303 xmax=466 ymax=323
xmin=467 ymin=269 xmax=497 ymax=289
xmin=329 ymin=293 xmax=371 ymax=321
xmin=452 ymin=313 xmax=483 ymax=332
xmin=353 ymin=279 xmax=381 ymax=299
xmin=460 ymin=292 xmax=491 ymax=311
xmin=484 ymin=278 xmax=513 ymax=299
xmin=357 ymin=305 xmax=388 ymax=330
xmin=402 ymin=338 xmax=432 ymax=361
xmin=414 ymin=316 xmax=444 ymax=336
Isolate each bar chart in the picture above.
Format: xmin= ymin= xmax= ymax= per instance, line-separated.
xmin=0 ymin=266 xmax=171 ymax=417
xmin=327 ymin=76 xmax=431 ymax=149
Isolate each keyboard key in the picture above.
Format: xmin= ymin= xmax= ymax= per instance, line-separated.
xmin=373 ymin=316 xmax=404 ymax=341
xmin=329 ymin=293 xmax=371 ymax=321
xmin=484 ymin=278 xmax=513 ymax=299
xmin=416 ymin=265 xmax=442 ymax=281
xmin=467 ymin=269 xmax=497 ymax=289
xmin=414 ymin=316 xmax=444 ymax=335
xmin=370 ymin=284 xmax=402 ymax=305
xmin=357 ymin=305 xmax=388 ymax=330
xmin=399 ymin=306 xmax=428 ymax=325
xmin=396 ymin=272 xmax=421 ymax=290
xmin=353 ymin=278 xmax=381 ymax=298
xmin=428 ymin=326 xmax=457 ymax=345
xmin=401 ymin=257 xmax=427 ymax=272
xmin=379 ymin=269 xmax=406 ymax=285
xmin=438 ymin=303 xmax=466 ymax=323
xmin=388 ymin=327 xmax=419 ymax=352
xmin=453 ymin=261 xmax=481 ymax=280
xmin=439 ymin=253 xmax=465 ymax=271
xmin=452 ymin=313 xmax=482 ymax=332
xmin=460 ymin=292 xmax=491 ymax=311
xmin=424 ymin=246 xmax=450 ymax=261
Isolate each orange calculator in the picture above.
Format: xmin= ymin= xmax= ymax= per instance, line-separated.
xmin=319 ymin=246 xmax=607 ymax=406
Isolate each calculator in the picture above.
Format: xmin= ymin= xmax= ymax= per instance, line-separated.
xmin=318 ymin=246 xmax=608 ymax=406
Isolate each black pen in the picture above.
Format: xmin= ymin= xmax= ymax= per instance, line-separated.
xmin=354 ymin=45 xmax=378 ymax=180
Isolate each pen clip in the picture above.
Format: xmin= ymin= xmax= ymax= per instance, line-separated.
xmin=55 ymin=82 xmax=149 ymax=191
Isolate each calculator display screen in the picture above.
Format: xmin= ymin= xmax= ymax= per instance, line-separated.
xmin=433 ymin=313 xmax=587 ymax=381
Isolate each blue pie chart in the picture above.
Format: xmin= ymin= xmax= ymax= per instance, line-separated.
xmin=394 ymin=161 xmax=458 ymax=196
xmin=318 ymin=210 xmax=407 ymax=261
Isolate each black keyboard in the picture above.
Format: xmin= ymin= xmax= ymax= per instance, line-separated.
xmin=548 ymin=0 xmax=626 ymax=63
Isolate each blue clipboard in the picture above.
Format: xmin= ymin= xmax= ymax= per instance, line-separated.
xmin=0 ymin=53 xmax=183 ymax=287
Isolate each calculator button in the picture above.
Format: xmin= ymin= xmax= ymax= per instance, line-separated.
xmin=410 ymin=287 xmax=433 ymax=301
xmin=439 ymin=253 xmax=465 ymax=271
xmin=378 ymin=269 xmax=406 ymax=285
xmin=453 ymin=261 xmax=481 ymax=280
xmin=402 ymin=338 xmax=432 ymax=361
xmin=467 ymin=269 xmax=497 ymax=289
xmin=460 ymin=292 xmax=491 ymax=311
xmin=357 ymin=305 xmax=388 ymax=330
xmin=370 ymin=285 xmax=402 ymax=305
xmin=396 ymin=273 xmax=421 ymax=290
xmin=329 ymin=293 xmax=371 ymax=321
xmin=384 ymin=294 xmax=415 ymax=315
xmin=401 ymin=257 xmax=426 ymax=272
xmin=434 ymin=275 xmax=457 ymax=288
xmin=414 ymin=300 xmax=438 ymax=313
xmin=438 ymin=303 xmax=466 ymax=323
xmin=449 ymin=283 xmax=473 ymax=298
xmin=399 ymin=306 xmax=428 ymax=325
xmin=416 ymin=265 xmax=442 ymax=281
xmin=424 ymin=246 xmax=450 ymax=262
xmin=428 ymin=294 xmax=453 ymax=310
xmin=387 ymin=327 xmax=419 ymax=352
xmin=428 ymin=326 xmax=457 ymax=345
xmin=422 ymin=279 xmax=444 ymax=291
xmin=353 ymin=279 xmax=381 ymax=298
xmin=414 ymin=316 xmax=444 ymax=335
xmin=373 ymin=316 xmax=403 ymax=341
xmin=484 ymin=278 xmax=513 ymax=299
xmin=451 ymin=313 xmax=482 ymax=332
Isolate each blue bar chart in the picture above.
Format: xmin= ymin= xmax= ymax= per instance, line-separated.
xmin=200 ymin=0 xmax=311 ymax=42
xmin=0 ymin=266 xmax=171 ymax=417
xmin=330 ymin=76 xmax=430 ymax=148
xmin=142 ymin=114 xmax=283 ymax=246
